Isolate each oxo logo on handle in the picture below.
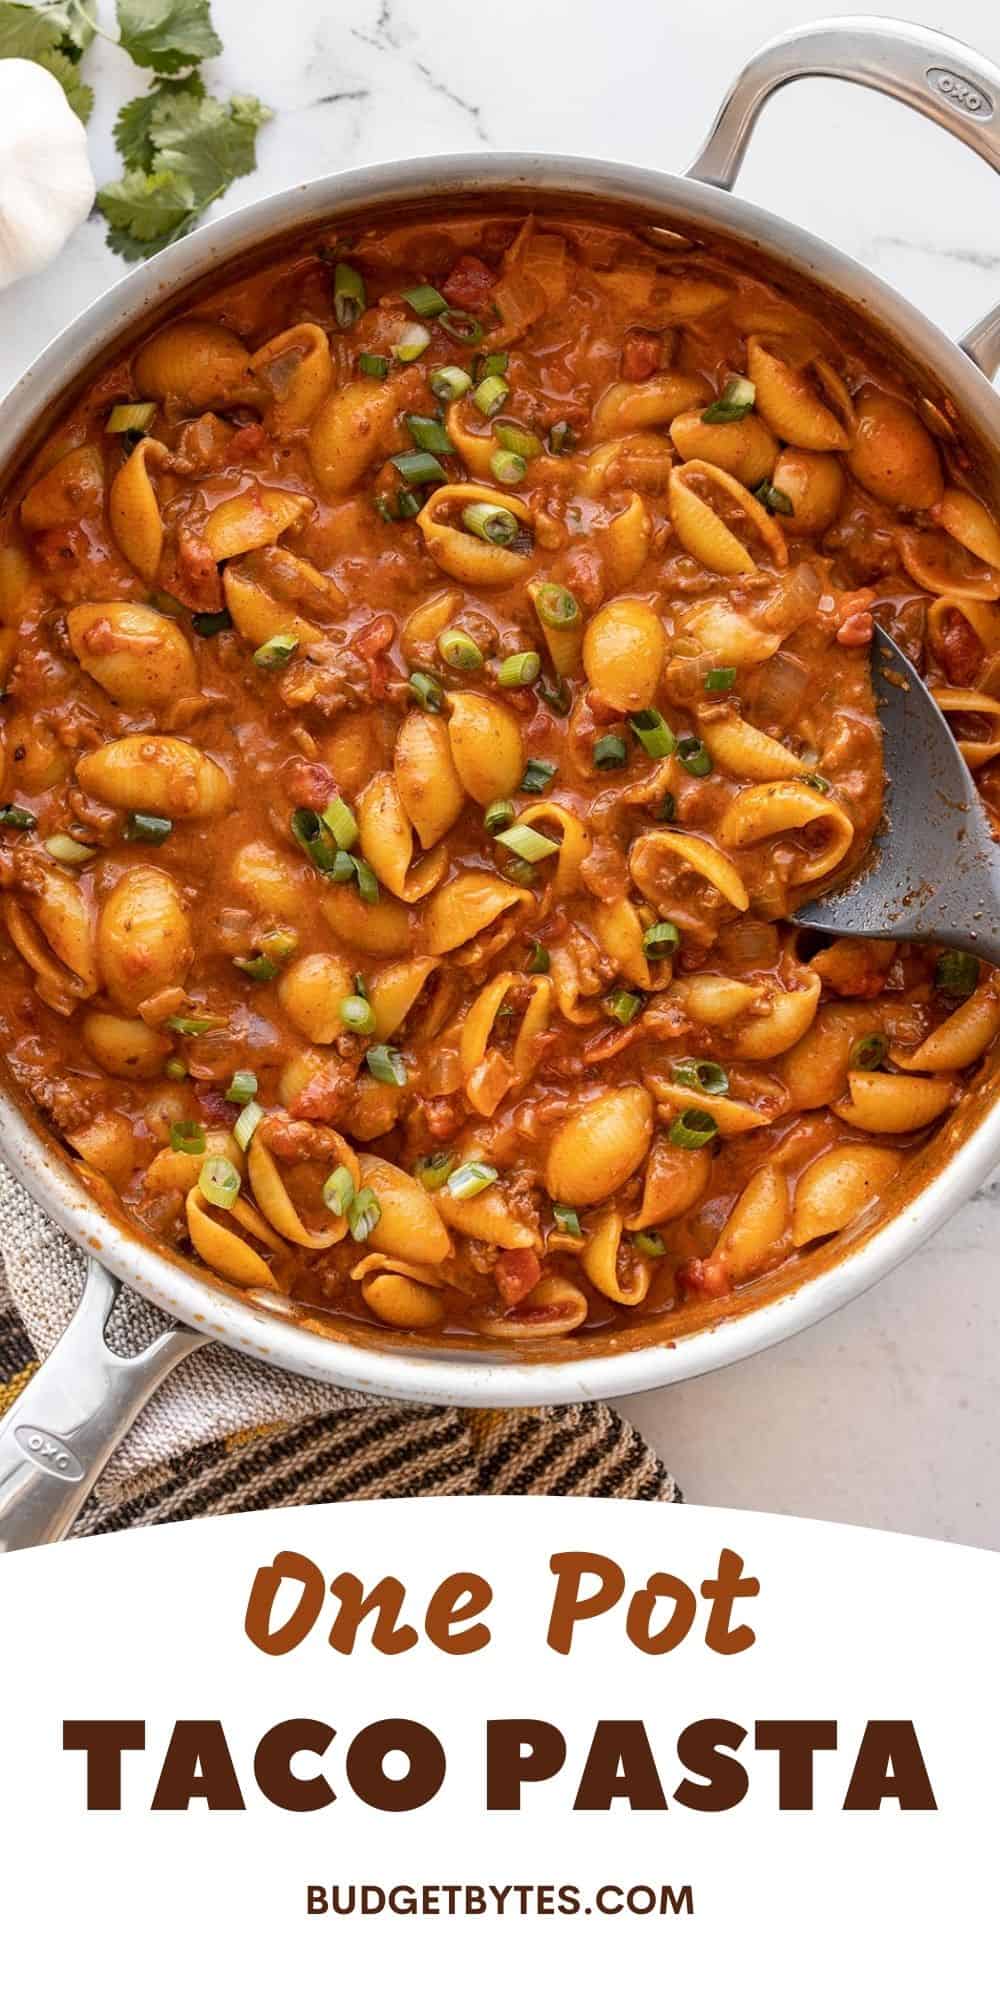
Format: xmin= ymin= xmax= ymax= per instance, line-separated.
xmin=926 ymin=67 xmax=995 ymax=121
xmin=13 ymin=1426 xmax=85 ymax=1482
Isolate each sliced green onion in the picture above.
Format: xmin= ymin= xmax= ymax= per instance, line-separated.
xmin=484 ymin=798 xmax=515 ymax=835
xmin=323 ymin=1164 xmax=356 ymax=1217
xmin=397 ymin=490 xmax=422 ymax=519
xmin=604 ymin=988 xmax=644 ymax=1026
xmin=163 ymin=1057 xmax=187 ymax=1081
xmin=106 ymin=401 xmax=157 ymax=435
xmin=438 ymin=628 xmax=483 ymax=671
xmin=0 ymin=804 xmax=35 ymax=830
xmin=633 ymin=1229 xmax=666 ymax=1257
xmin=322 ymin=794 xmax=358 ymax=850
xmin=151 ymin=590 xmax=187 ymax=619
xmin=225 ymin=1070 xmax=258 ymax=1105
xmin=461 ymin=501 xmax=519 ymax=545
xmin=520 ymin=757 xmax=557 ymax=794
xmin=526 ymin=940 xmax=550 ymax=973
xmin=359 ymin=352 xmax=389 ymax=378
xmin=408 ymin=670 xmax=444 ymax=712
xmin=169 ymin=1120 xmax=205 ymax=1155
xmin=440 ymin=309 xmax=482 ymax=344
xmin=446 ymin=1160 xmax=498 ymax=1200
xmin=552 ymin=1201 xmax=581 ymax=1238
xmin=490 ymin=448 xmax=526 ymax=485
xmin=803 ymin=773 xmax=831 ymax=793
xmin=391 ymin=448 xmax=446 ymax=487
xmin=353 ymin=855 xmax=380 ymax=905
xmin=753 ymin=478 xmax=795 ymax=516
xmin=199 ymin=1155 xmax=241 ymax=1210
xmin=233 ymin=952 xmax=280 ymax=981
xmin=935 ymin=949 xmax=978 ymax=998
xmin=414 ymin=1152 xmax=454 ymax=1192
xmin=233 ymin=1100 xmax=264 ymax=1150
xmin=333 ymin=261 xmax=366 ymax=328
xmin=125 ymin=812 xmax=172 ymax=844
xmin=659 ymin=791 xmax=677 ymax=822
xmin=702 ymin=375 xmax=755 ymax=424
xmin=495 ymin=823 xmax=559 ymax=863
xmin=533 ymin=582 xmax=579 ymax=629
xmin=473 ymin=373 xmax=508 ymax=418
xmin=548 ymin=420 xmax=578 ymax=454
xmin=850 ymin=1033 xmax=889 ymax=1071
xmin=673 ymin=1058 xmax=729 ymax=1095
xmin=503 ymin=856 xmax=537 ymax=887
xmin=705 ymin=666 xmax=736 ymax=692
xmin=44 ymin=834 xmax=95 ymax=864
xmin=429 ymin=364 xmax=472 ymax=402
xmin=366 ymin=1044 xmax=407 ymax=1087
xmin=354 ymin=972 xmax=370 ymax=999
xmin=165 ymin=1014 xmax=225 ymax=1036
xmin=538 ymin=672 xmax=571 ymax=716
xmin=668 ymin=1108 xmax=718 ymax=1149
xmin=253 ymin=633 xmax=298 ymax=670
xmin=260 ymin=927 xmax=297 ymax=964
xmin=494 ymin=419 xmax=541 ymax=460
xmin=477 ymin=352 xmax=508 ymax=380
xmin=392 ymin=322 xmax=432 ymax=363
xmin=191 ymin=609 xmax=232 ymax=637
xmin=677 ymin=735 xmax=712 ymax=777
xmin=594 ymin=733 xmax=627 ymax=770
xmin=340 ymin=993 xmax=376 ymax=1034
xmin=291 ymin=806 xmax=340 ymax=873
xmin=497 ymin=650 xmax=540 ymax=687
xmin=406 ymin=412 xmax=452 ymax=455
xmin=644 ymin=920 xmax=679 ymax=960
xmin=348 ymin=1186 xmax=382 ymax=1243
xmin=402 ymin=282 xmax=448 ymax=316
xmin=630 ymin=708 xmax=676 ymax=759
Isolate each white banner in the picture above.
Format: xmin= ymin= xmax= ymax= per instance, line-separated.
xmin=0 ymin=1499 xmax=995 ymax=1996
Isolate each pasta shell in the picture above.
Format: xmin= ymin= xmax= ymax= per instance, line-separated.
xmin=890 ymin=984 xmax=1000 ymax=1071
xmin=322 ymin=880 xmax=412 ymax=955
xmin=681 ymin=601 xmax=782 ymax=667
xmin=358 ymin=1154 xmax=452 ymax=1263
xmin=368 ymin=957 xmax=440 ymax=1041
xmin=247 ymin=1129 xmax=353 ymax=1249
xmin=67 ymin=603 xmax=197 ymax=709
xmin=670 ymin=407 xmax=778 ymax=486
xmin=134 ymin=322 xmax=256 ymax=410
xmin=476 ymin=1274 xmax=588 ymax=1339
xmin=591 ymin=372 xmax=708 ymax=440
xmin=594 ymin=897 xmax=673 ymax=993
xmin=934 ymin=687 xmax=1000 ymax=768
xmin=309 ymin=375 xmax=407 ymax=496
xmin=109 ymin=438 xmax=170 ymax=581
xmin=728 ymin=974 xmax=821 ymax=1059
xmin=435 ymin=1180 xmax=540 ymax=1250
xmin=630 ymin=828 xmax=750 ymax=914
xmin=669 ymin=461 xmax=787 ymax=575
xmin=746 ymin=338 xmax=852 ymax=451
xmin=834 ymin=1070 xmax=957 ymax=1133
xmin=21 ymin=445 xmax=103 ymax=531
xmin=582 ymin=1208 xmax=651 ymax=1306
xmin=718 ymin=780 xmax=854 ymax=884
xmin=446 ymin=692 xmax=524 ymax=803
xmin=252 ymin=322 xmax=333 ymax=431
xmin=847 ymin=388 xmax=943 ymax=511
xmin=792 ymin=1144 xmax=901 ymax=1245
xmin=602 ymin=494 xmax=652 ymax=589
xmin=351 ymin=1253 xmax=445 ymax=1328
xmin=421 ymin=869 xmax=532 ymax=956
xmin=5 ymin=867 xmax=98 ymax=1013
xmin=937 ymin=488 xmax=1000 ymax=571
xmin=82 ymin=1010 xmax=171 ymax=1079
xmin=358 ymin=771 xmax=447 ymax=902
xmin=394 ymin=710 xmax=466 ymax=847
xmin=583 ymin=597 xmax=666 ymax=711
xmin=202 ymin=484 xmax=313 ymax=562
xmin=97 ymin=865 xmax=193 ymax=1011
xmin=418 ymin=483 xmax=533 ymax=586
xmin=701 ymin=716 xmax=805 ymax=778
xmin=185 ymin=1187 xmax=282 ymax=1290
xmin=713 ymin=1163 xmax=789 ymax=1280
xmin=771 ymin=448 xmax=844 ymax=535
xmin=626 ymin=1138 xmax=711 ymax=1229
xmin=77 ymin=736 xmax=232 ymax=818
xmin=545 ymin=1086 xmax=653 ymax=1206
xmin=277 ymin=952 xmax=354 ymax=1042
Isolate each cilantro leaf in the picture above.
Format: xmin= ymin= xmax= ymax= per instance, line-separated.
xmin=151 ymin=89 xmax=269 ymax=206
xmin=99 ymin=91 xmax=270 ymax=261
xmin=97 ymin=166 xmax=194 ymax=253
xmin=0 ymin=3 xmax=93 ymax=117
xmin=116 ymin=0 xmax=222 ymax=75
xmin=37 ymin=43 xmax=93 ymax=118
xmin=37 ymin=0 xmax=96 ymax=57
xmin=114 ymin=73 xmax=204 ymax=172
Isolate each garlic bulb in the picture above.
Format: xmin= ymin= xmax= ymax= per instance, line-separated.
xmin=0 ymin=60 xmax=95 ymax=291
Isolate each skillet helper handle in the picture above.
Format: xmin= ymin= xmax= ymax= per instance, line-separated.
xmin=0 ymin=1260 xmax=205 ymax=1552
xmin=686 ymin=14 xmax=1000 ymax=379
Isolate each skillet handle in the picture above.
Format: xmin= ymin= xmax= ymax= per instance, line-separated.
xmin=686 ymin=15 xmax=1000 ymax=378
xmin=0 ymin=1260 xmax=206 ymax=1552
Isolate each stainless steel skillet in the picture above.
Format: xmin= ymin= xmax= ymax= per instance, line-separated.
xmin=2 ymin=15 xmax=1000 ymax=1550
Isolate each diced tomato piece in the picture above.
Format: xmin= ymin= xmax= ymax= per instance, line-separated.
xmin=836 ymin=610 xmax=874 ymax=648
xmin=495 ymin=1247 xmax=543 ymax=1307
xmin=225 ymin=421 xmax=268 ymax=462
xmin=621 ymin=329 xmax=662 ymax=382
xmin=354 ymin=612 xmax=396 ymax=660
xmin=423 ymin=1096 xmax=464 ymax=1141
xmin=677 ymin=1255 xmax=731 ymax=1299
xmin=937 ymin=610 xmax=983 ymax=686
xmin=442 ymin=255 xmax=496 ymax=313
xmin=285 ymin=757 xmax=334 ymax=810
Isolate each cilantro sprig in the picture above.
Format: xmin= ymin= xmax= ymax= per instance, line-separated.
xmin=2 ymin=1 xmax=272 ymax=259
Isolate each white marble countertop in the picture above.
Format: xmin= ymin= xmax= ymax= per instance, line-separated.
xmin=3 ymin=0 xmax=998 ymax=1543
